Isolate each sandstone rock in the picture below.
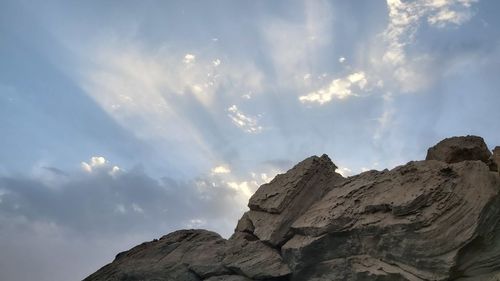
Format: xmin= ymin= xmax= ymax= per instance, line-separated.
xmin=224 ymin=232 xmax=291 ymax=279
xmin=204 ymin=276 xmax=251 ymax=281
xmin=426 ymin=135 xmax=491 ymax=164
xmin=291 ymin=255 xmax=424 ymax=281
xmin=286 ymin=160 xmax=500 ymax=280
xmin=85 ymin=136 xmax=500 ymax=281
xmin=248 ymin=154 xmax=338 ymax=213
xmin=489 ymin=146 xmax=500 ymax=172
xmin=233 ymin=211 xmax=254 ymax=234
xmin=243 ymin=154 xmax=344 ymax=246
xmin=84 ymin=229 xmax=227 ymax=281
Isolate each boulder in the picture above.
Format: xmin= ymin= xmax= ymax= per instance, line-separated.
xmin=426 ymin=135 xmax=491 ymax=164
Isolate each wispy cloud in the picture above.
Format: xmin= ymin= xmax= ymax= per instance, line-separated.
xmin=78 ymin=42 xmax=265 ymax=174
xmin=211 ymin=165 xmax=231 ymax=174
xmin=381 ymin=0 xmax=478 ymax=91
xmin=299 ymin=72 xmax=367 ymax=104
xmin=227 ymin=105 xmax=263 ymax=133
xmin=262 ymin=1 xmax=333 ymax=87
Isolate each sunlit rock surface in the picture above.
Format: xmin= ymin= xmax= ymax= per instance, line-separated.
xmin=85 ymin=136 xmax=500 ymax=281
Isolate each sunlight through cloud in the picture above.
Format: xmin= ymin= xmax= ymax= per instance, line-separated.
xmin=299 ymin=72 xmax=367 ymax=104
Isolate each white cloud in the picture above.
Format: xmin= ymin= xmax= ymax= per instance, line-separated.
xmin=376 ymin=0 xmax=477 ymax=92
xmin=335 ymin=167 xmax=353 ymax=177
xmin=183 ymin=53 xmax=196 ymax=64
xmin=227 ymin=105 xmax=263 ymax=133
xmin=90 ymin=156 xmax=106 ymax=167
xmin=339 ymin=57 xmax=346 ymax=63
xmin=80 ymin=162 xmax=92 ymax=173
xmin=241 ymin=92 xmax=252 ymax=100
xmin=81 ymin=156 xmax=107 ymax=173
xmin=109 ymin=166 xmax=121 ymax=177
xmin=299 ymin=72 xmax=367 ymax=104
xmin=186 ymin=218 xmax=206 ymax=228
xmin=227 ymin=181 xmax=258 ymax=198
xmin=211 ymin=165 xmax=231 ymax=174
xmin=81 ymin=156 xmax=122 ymax=176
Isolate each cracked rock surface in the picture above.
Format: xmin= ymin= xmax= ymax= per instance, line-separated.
xmin=85 ymin=136 xmax=500 ymax=281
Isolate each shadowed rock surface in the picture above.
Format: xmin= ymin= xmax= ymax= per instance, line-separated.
xmin=85 ymin=136 xmax=500 ymax=281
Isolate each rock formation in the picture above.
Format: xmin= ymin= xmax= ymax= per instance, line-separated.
xmin=85 ymin=136 xmax=500 ymax=281
xmin=489 ymin=146 xmax=500 ymax=173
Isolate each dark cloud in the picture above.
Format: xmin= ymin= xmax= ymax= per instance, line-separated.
xmin=0 ymin=167 xmax=247 ymax=236
xmin=0 ymin=167 xmax=251 ymax=281
xmin=42 ymin=166 xmax=68 ymax=177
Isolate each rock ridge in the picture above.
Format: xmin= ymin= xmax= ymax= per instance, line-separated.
xmin=85 ymin=135 xmax=500 ymax=281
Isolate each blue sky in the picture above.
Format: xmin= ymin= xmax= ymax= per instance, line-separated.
xmin=1 ymin=0 xmax=500 ymax=280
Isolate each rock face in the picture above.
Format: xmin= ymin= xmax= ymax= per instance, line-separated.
xmin=243 ymin=154 xmax=343 ymax=246
xmin=489 ymin=146 xmax=500 ymax=172
xmin=85 ymin=136 xmax=500 ymax=281
xmin=426 ymin=135 xmax=491 ymax=164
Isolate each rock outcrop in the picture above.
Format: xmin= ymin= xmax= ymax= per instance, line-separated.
xmin=85 ymin=136 xmax=500 ymax=281
xmin=426 ymin=135 xmax=491 ymax=164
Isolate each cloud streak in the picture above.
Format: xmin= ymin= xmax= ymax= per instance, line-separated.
xmin=299 ymin=72 xmax=368 ymax=104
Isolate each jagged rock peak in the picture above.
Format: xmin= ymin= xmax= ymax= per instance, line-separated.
xmin=85 ymin=136 xmax=500 ymax=281
xmin=248 ymin=154 xmax=338 ymax=214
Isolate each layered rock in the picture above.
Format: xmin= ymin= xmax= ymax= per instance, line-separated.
xmin=239 ymin=154 xmax=343 ymax=246
xmin=284 ymin=160 xmax=500 ymax=280
xmin=84 ymin=229 xmax=228 ymax=281
xmin=85 ymin=136 xmax=500 ymax=281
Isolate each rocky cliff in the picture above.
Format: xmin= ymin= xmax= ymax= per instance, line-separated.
xmin=85 ymin=136 xmax=500 ymax=281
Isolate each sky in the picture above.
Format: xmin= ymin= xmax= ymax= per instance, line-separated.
xmin=1 ymin=0 xmax=500 ymax=280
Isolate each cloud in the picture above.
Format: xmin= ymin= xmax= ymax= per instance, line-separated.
xmin=0 ymin=158 xmax=276 ymax=280
xmin=381 ymin=0 xmax=478 ymax=90
xmin=183 ymin=53 xmax=196 ymax=64
xmin=226 ymin=181 xmax=258 ymax=198
xmin=81 ymin=156 xmax=106 ymax=171
xmin=80 ymin=156 xmax=121 ymax=176
xmin=211 ymin=165 xmax=231 ymax=174
xmin=262 ymin=1 xmax=334 ymax=87
xmin=0 ymin=162 xmax=263 ymax=237
xmin=227 ymin=105 xmax=263 ymax=133
xmin=299 ymin=72 xmax=367 ymax=104
xmin=42 ymin=167 xmax=68 ymax=177
xmin=78 ymin=41 xmax=265 ymax=176
xmin=335 ymin=167 xmax=353 ymax=177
